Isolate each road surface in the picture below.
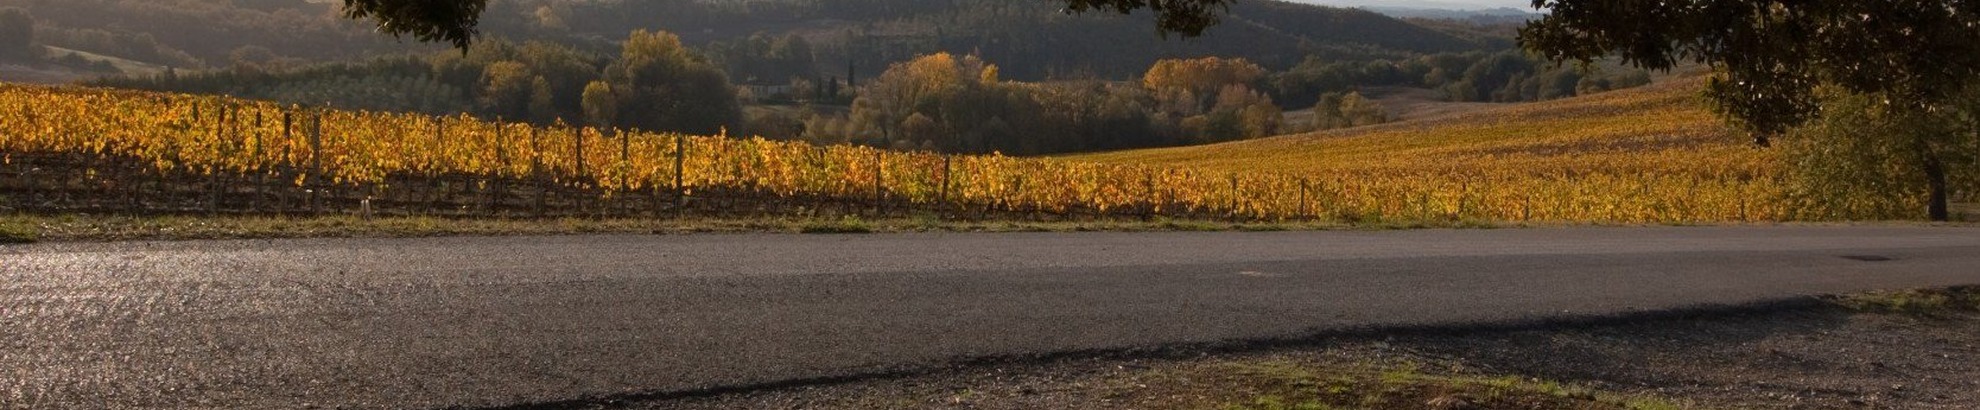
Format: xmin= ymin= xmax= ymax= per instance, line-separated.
xmin=3 ymin=226 xmax=1978 ymax=409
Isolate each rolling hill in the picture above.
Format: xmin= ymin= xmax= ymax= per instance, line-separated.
xmin=1070 ymin=75 xmax=1756 ymax=179
xmin=507 ymin=0 xmax=1484 ymax=80
xmin=1066 ymin=76 xmax=1809 ymax=222
xmin=0 ymin=0 xmax=1488 ymax=82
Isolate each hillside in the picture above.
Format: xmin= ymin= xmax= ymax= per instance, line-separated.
xmin=1066 ymin=76 xmax=1803 ymax=222
xmin=502 ymin=0 xmax=1483 ymax=80
xmin=0 ymin=45 xmax=174 ymax=85
xmin=0 ymin=0 xmax=432 ymax=71
xmin=1071 ymin=75 xmax=1756 ymax=178
xmin=0 ymin=0 xmax=1483 ymax=82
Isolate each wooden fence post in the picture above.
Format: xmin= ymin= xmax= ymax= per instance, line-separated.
xmin=619 ymin=129 xmax=631 ymax=189
xmin=251 ymin=109 xmax=264 ymax=213
xmin=1420 ymin=192 xmax=1432 ymax=221
xmin=10 ymin=101 xmax=27 ymax=211
xmin=19 ymin=155 xmax=32 ymax=212
xmin=435 ymin=116 xmax=446 ymax=150
xmin=872 ymin=150 xmax=884 ymax=216
xmin=574 ymin=126 xmax=586 ymax=184
xmin=651 ymin=171 xmax=664 ymax=219
xmin=673 ymin=133 xmax=686 ymax=213
xmin=1011 ymin=172 xmax=1025 ymax=215
xmin=1140 ymin=171 xmax=1156 ymax=221
xmin=1228 ymin=174 xmax=1240 ymax=222
xmin=1457 ymin=179 xmax=1469 ymax=219
xmin=1738 ymin=188 xmax=1749 ymax=221
xmin=432 ymin=116 xmax=446 ymax=214
xmin=208 ymin=107 xmax=224 ymax=216
xmin=308 ymin=111 xmax=323 ymax=215
xmin=281 ymin=110 xmax=293 ymax=215
xmin=1686 ymin=178 xmax=1698 ymax=222
xmin=488 ymin=119 xmax=505 ymax=215
xmin=1298 ymin=177 xmax=1310 ymax=220
xmin=531 ymin=126 xmax=545 ymax=217
xmin=1522 ymin=195 xmax=1532 ymax=222
xmin=938 ymin=155 xmax=951 ymax=207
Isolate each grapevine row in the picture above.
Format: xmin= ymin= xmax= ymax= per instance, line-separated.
xmin=0 ymin=84 xmax=1795 ymax=223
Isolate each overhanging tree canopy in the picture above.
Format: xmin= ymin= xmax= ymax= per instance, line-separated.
xmin=1520 ymin=0 xmax=1980 ymax=221
xmin=1520 ymin=0 xmax=1980 ymax=146
xmin=341 ymin=0 xmax=487 ymax=49
xmin=1057 ymin=0 xmax=1235 ymax=36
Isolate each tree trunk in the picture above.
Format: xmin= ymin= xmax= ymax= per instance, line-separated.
xmin=1924 ymin=152 xmax=1950 ymax=222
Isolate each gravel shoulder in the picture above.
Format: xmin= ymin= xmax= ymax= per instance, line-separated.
xmin=643 ymin=289 xmax=1980 ymax=410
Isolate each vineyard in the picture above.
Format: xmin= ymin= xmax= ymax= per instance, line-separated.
xmin=0 ymin=78 xmax=1850 ymax=224
xmin=0 ymin=84 xmax=1317 ymax=221
xmin=1073 ymin=76 xmax=1833 ymax=222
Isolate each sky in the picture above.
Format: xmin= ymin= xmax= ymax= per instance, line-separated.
xmin=1288 ymin=0 xmax=1537 ymax=11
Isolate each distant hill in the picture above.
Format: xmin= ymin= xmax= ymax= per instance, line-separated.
xmin=487 ymin=0 xmax=1489 ymax=80
xmin=0 ymin=0 xmax=435 ymax=70
xmin=0 ymin=45 xmax=175 ymax=85
xmin=0 ymin=0 xmax=1493 ymax=83
xmin=1362 ymin=7 xmax=1539 ymax=21
xmin=1292 ymin=0 xmax=1525 ymax=10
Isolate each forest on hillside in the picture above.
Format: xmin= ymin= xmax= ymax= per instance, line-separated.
xmin=3 ymin=0 xmax=1651 ymax=155
xmin=0 ymin=0 xmax=1488 ymax=77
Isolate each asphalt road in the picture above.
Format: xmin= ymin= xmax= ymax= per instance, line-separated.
xmin=4 ymin=226 xmax=1979 ymax=409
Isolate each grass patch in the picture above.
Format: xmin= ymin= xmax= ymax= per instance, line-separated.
xmin=1352 ymin=217 xmax=1506 ymax=231
xmin=1157 ymin=217 xmax=1235 ymax=231
xmin=798 ymin=216 xmax=875 ymax=234
xmin=1836 ymin=287 xmax=1980 ymax=317
xmin=1191 ymin=360 xmax=1685 ymax=410
xmin=0 ymin=217 xmax=37 ymax=243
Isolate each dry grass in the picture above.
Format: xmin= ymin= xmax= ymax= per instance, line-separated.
xmin=0 ymin=218 xmax=35 ymax=243
xmin=1118 ymin=358 xmax=1685 ymax=410
xmin=1836 ymin=287 xmax=1980 ymax=318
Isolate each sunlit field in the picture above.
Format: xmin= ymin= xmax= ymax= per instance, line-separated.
xmin=0 ymin=77 xmax=1852 ymax=224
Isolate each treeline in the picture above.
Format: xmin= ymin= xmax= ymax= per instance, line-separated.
xmin=3 ymin=0 xmax=1559 ymax=107
xmin=0 ymin=7 xmax=35 ymax=62
xmin=95 ymin=32 xmax=739 ymax=135
xmin=454 ymin=0 xmax=1481 ymax=80
xmin=0 ymin=7 xmax=159 ymax=74
xmin=98 ymin=41 xmax=1653 ymax=157
xmin=1269 ymin=50 xmax=1652 ymax=108
xmin=757 ymin=50 xmax=1651 ymax=154
xmin=775 ymin=55 xmax=1291 ymax=155
xmin=96 ymin=49 xmax=1299 ymax=155
xmin=0 ymin=0 xmax=1488 ymax=80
